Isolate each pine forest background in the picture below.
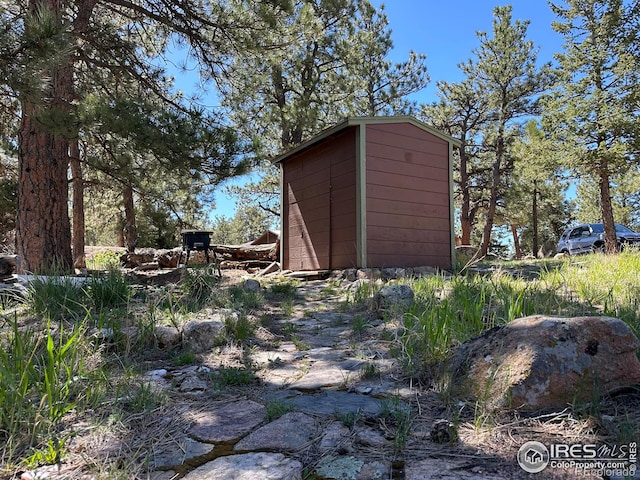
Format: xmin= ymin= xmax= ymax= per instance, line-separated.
xmin=1 ymin=0 xmax=639 ymax=272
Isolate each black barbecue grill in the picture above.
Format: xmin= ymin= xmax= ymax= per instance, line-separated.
xmin=179 ymin=230 xmax=220 ymax=274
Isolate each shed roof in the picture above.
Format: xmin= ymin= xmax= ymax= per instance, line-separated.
xmin=271 ymin=116 xmax=461 ymax=164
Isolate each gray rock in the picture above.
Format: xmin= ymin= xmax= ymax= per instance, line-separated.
xmin=411 ymin=265 xmax=438 ymax=276
xmin=178 ymin=375 xmax=208 ymax=396
xmin=120 ymin=251 xmax=155 ymax=268
xmin=155 ymin=325 xmax=181 ymax=347
xmin=344 ymin=268 xmax=358 ymax=282
xmin=155 ymin=248 xmax=181 ymax=268
xmin=288 ymin=352 xmax=364 ymax=390
xmin=405 ymin=458 xmax=500 ymax=479
xmin=271 ymin=391 xmax=385 ymax=417
xmin=319 ymin=421 xmax=352 ymax=452
xmin=354 ymin=426 xmax=389 ymax=447
xmin=149 ymin=472 xmax=177 ymax=480
xmin=381 ymin=267 xmax=405 ymax=280
xmin=182 ymin=315 xmax=227 ymax=353
xmin=450 ymin=315 xmax=640 ymax=411
xmin=234 ymin=412 xmax=318 ymax=451
xmin=356 ymin=268 xmax=381 ymax=280
xmin=314 ymin=455 xmax=389 ymax=480
xmin=181 ymin=452 xmax=302 ymax=480
xmin=0 ymin=255 xmax=19 ymax=275
xmin=241 ymin=279 xmax=262 ymax=292
xmin=373 ymin=284 xmax=414 ymax=314
xmin=188 ymin=399 xmax=265 ymax=442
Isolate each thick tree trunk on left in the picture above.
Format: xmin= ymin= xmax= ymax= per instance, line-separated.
xmin=16 ymin=0 xmax=75 ymax=273
xmin=17 ymin=104 xmax=72 ymax=273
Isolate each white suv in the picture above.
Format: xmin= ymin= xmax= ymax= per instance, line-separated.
xmin=557 ymin=223 xmax=640 ymax=255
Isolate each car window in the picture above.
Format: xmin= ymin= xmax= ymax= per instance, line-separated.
xmin=569 ymin=228 xmax=582 ymax=238
xmin=591 ymin=224 xmax=604 ymax=233
xmin=615 ymin=224 xmax=634 ymax=233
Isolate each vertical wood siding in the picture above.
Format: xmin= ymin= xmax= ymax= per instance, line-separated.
xmin=283 ymin=129 xmax=357 ymax=270
xmin=365 ymin=123 xmax=452 ymax=269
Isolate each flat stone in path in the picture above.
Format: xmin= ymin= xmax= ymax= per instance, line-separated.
xmin=269 ymin=390 xmax=385 ymax=416
xmin=287 ymin=347 xmax=364 ymax=390
xmin=234 ymin=412 xmax=318 ymax=451
xmin=150 ymin=437 xmax=213 ymax=469
xmin=188 ymin=400 xmax=266 ymax=442
xmin=404 ymin=458 xmax=504 ymax=480
xmin=181 ymin=452 xmax=302 ymax=480
xmin=314 ymin=455 xmax=391 ymax=480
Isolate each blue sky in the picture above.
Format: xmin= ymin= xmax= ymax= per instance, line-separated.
xmin=202 ymin=1 xmax=566 ymax=221
xmin=371 ymin=1 xmax=564 ymax=104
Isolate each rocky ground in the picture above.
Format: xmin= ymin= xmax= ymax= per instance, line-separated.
xmin=10 ymin=267 xmax=640 ymax=480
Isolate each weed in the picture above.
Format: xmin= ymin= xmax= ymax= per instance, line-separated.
xmin=180 ymin=265 xmax=220 ymax=306
xmin=265 ymin=399 xmax=293 ymax=421
xmin=172 ymin=351 xmax=197 ymax=366
xmin=291 ymin=335 xmax=310 ymax=351
xmin=379 ymin=396 xmax=412 ymax=451
xmin=126 ymin=381 xmax=165 ymax=413
xmin=224 ymin=313 xmax=256 ymax=343
xmin=282 ymin=321 xmax=298 ymax=336
xmin=346 ymin=280 xmax=377 ymax=305
xmin=215 ymin=285 xmax=265 ymax=312
xmin=338 ymin=410 xmax=361 ymax=429
xmin=267 ymin=280 xmax=299 ymax=298
xmin=27 ymin=275 xmax=87 ymax=320
xmin=215 ymin=366 xmax=256 ymax=387
xmin=281 ymin=298 xmax=295 ymax=317
xmin=87 ymin=268 xmax=132 ymax=311
xmin=350 ymin=315 xmax=368 ymax=335
xmin=359 ymin=362 xmax=379 ymax=380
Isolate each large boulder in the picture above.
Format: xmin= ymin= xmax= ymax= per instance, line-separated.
xmin=450 ymin=315 xmax=640 ymax=411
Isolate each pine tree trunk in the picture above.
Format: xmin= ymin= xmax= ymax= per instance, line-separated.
xmin=17 ymin=104 xmax=72 ymax=273
xmin=15 ymin=0 xmax=78 ymax=273
xmin=598 ymin=162 xmax=617 ymax=254
xmin=478 ymin=159 xmax=501 ymax=257
xmin=123 ymin=185 xmax=137 ymax=253
xmin=70 ymin=140 xmax=85 ymax=269
xmin=459 ymin=140 xmax=473 ymax=245
xmin=510 ymin=223 xmax=522 ymax=259
xmin=478 ymin=119 xmax=506 ymax=258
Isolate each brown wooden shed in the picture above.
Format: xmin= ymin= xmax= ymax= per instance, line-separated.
xmin=272 ymin=116 xmax=460 ymax=271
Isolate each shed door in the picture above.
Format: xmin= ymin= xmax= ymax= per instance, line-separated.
xmin=284 ymin=154 xmax=330 ymax=271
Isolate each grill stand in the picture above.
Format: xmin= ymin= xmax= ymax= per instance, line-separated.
xmin=179 ymin=231 xmax=221 ymax=277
